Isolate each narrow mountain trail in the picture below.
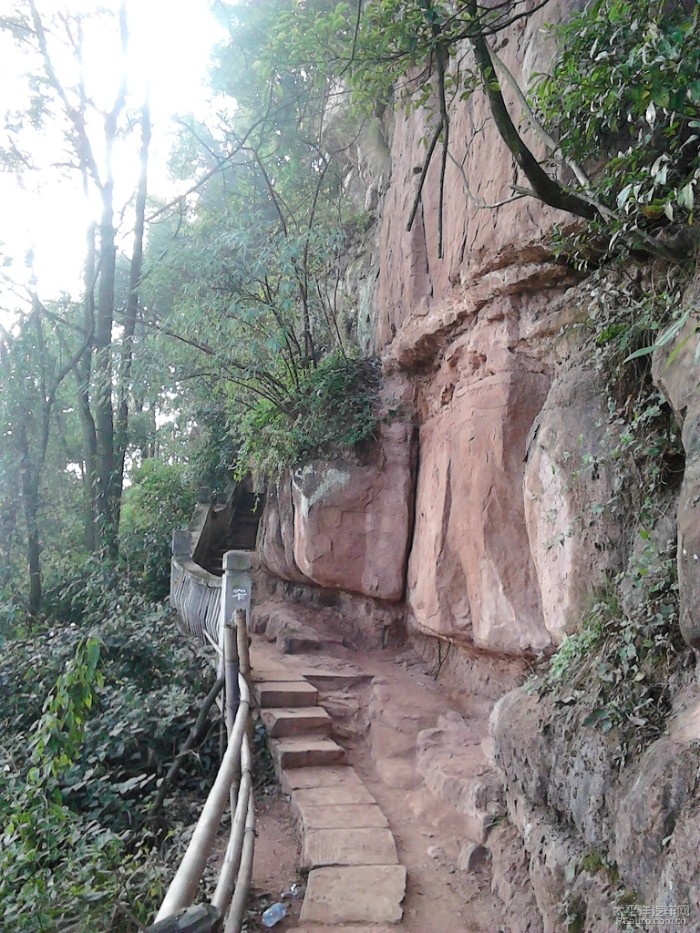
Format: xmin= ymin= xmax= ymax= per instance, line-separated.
xmin=246 ymin=601 xmax=529 ymax=933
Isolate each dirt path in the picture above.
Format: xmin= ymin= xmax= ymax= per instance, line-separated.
xmin=246 ymin=602 xmax=525 ymax=933
xmin=246 ymin=788 xmax=306 ymax=930
xmin=340 ymin=649 xmax=506 ymax=933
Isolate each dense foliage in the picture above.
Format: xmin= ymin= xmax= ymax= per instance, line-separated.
xmin=120 ymin=461 xmax=197 ymax=600
xmin=536 ymin=0 xmax=700 ymax=259
xmin=0 ymin=570 xmax=214 ymax=931
xmin=235 ymin=352 xmax=380 ymax=478
xmin=133 ymin=0 xmax=392 ymax=496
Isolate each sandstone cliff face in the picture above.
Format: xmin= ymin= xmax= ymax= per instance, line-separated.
xmin=259 ymin=421 xmax=417 ymax=602
xmin=260 ymin=0 xmax=619 ymax=657
xmin=257 ymin=5 xmax=700 ymax=926
xmin=373 ymin=3 xmax=566 ymax=349
xmin=405 ymin=294 xmax=554 ymax=653
xmin=373 ymin=0 xmax=623 ymax=656
xmin=652 ymin=288 xmax=700 ymax=651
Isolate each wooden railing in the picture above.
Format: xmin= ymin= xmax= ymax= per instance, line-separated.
xmin=150 ymin=531 xmax=255 ymax=932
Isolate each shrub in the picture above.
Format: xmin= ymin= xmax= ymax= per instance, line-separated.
xmin=535 ymin=0 xmax=700 ymax=259
xmin=120 ymin=460 xmax=197 ymax=600
xmin=235 ymin=352 xmax=381 ymax=478
xmin=0 ymin=573 xmax=215 ymax=931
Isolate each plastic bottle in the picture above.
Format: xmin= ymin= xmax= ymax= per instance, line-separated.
xmin=261 ymin=902 xmax=287 ymax=927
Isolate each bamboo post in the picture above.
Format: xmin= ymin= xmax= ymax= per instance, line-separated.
xmin=224 ymin=621 xmax=239 ymax=734
xmin=155 ymin=679 xmax=250 ymax=921
xmin=234 ymin=607 xmax=253 ymax=749
xmin=144 ymin=904 xmax=222 ymax=932
xmin=223 ymin=620 xmax=241 ymax=826
xmin=234 ymin=608 xmax=250 ymax=682
xmin=224 ymin=791 xmax=255 ymax=933
xmin=211 ymin=730 xmax=252 ymax=912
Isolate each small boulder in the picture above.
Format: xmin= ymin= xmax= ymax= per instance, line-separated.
xmin=458 ymin=842 xmax=490 ymax=873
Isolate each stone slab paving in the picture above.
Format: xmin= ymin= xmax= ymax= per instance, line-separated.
xmin=270 ymin=735 xmax=345 ymax=770
xmin=253 ymin=680 xmax=319 ymax=708
xmin=250 ymin=668 xmax=310 ymax=682
xmin=261 ymin=706 xmax=332 ymax=738
xmin=281 ymin=765 xmax=368 ymax=793
xmin=302 ymin=828 xmax=398 ymax=869
xmin=288 ymin=927 xmax=403 ymax=933
xmin=300 ymin=668 xmax=371 ymax=688
xmin=298 ymin=803 xmax=389 ymax=832
xmin=292 ymin=783 xmax=377 ymax=812
xmin=251 ymin=640 xmax=406 ymax=926
xmin=300 ymin=866 xmax=407 ymax=925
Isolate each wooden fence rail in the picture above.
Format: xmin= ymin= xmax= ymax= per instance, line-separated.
xmin=147 ymin=545 xmax=255 ymax=933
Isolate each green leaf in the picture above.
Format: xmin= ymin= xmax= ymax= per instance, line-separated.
xmin=616 ymin=183 xmax=634 ymax=209
xmin=583 ymin=707 xmax=610 ymax=727
xmin=625 ymin=309 xmax=691 ymax=362
xmin=677 ymin=182 xmax=695 ymax=212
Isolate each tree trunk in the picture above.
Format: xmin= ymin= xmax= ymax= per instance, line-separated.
xmin=17 ymin=420 xmax=41 ymax=613
xmin=114 ymin=98 xmax=151 ymax=525
xmin=466 ymin=7 xmax=597 ymax=221
xmin=92 ymin=5 xmax=128 ymax=559
xmin=78 ymin=221 xmax=98 ymax=552
xmin=93 ymin=107 xmax=120 ymax=558
xmin=77 ymin=367 xmax=98 ymax=553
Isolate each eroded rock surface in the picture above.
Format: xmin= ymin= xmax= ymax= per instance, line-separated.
xmin=523 ymin=353 xmax=623 ymax=642
xmin=652 ymin=287 xmax=700 ymax=651
xmin=373 ymin=5 xmax=573 ymax=349
xmin=405 ymin=291 xmax=554 ymax=654
xmin=291 ymin=421 xmax=416 ymax=601
xmin=252 ymin=0 xmax=700 ymax=923
xmin=259 ymin=420 xmax=416 ymax=602
xmin=492 ymin=679 xmax=700 ymax=931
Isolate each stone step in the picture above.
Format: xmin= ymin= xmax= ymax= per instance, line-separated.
xmin=270 ymin=735 xmax=345 ymax=770
xmin=261 ymin=706 xmax=332 ymax=738
xmin=281 ymin=765 xmax=374 ymax=795
xmin=297 ymin=803 xmax=389 ymax=833
xmin=300 ymin=667 xmax=371 ymax=690
xmin=251 ymin=668 xmax=308 ymax=683
xmin=253 ymin=680 xmax=319 ymax=708
xmin=416 ymin=715 xmax=506 ymax=842
xmin=421 ymin=759 xmax=505 ymax=842
xmin=301 ymin=827 xmax=399 ymax=869
xmin=291 ymin=781 xmax=377 ymax=812
xmin=300 ymin=865 xmax=407 ymax=925
xmin=288 ymin=926 xmax=402 ymax=933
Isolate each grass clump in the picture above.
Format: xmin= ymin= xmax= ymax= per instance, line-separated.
xmin=235 ymin=352 xmax=381 ymax=478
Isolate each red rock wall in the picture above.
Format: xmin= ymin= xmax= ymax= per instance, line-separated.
xmin=259 ymin=0 xmax=629 ymax=656
xmin=373 ymin=2 xmax=570 ymax=350
xmin=652 ymin=275 xmax=700 ymax=652
xmin=374 ymin=1 xmax=597 ymax=655
xmin=259 ymin=422 xmax=417 ymax=603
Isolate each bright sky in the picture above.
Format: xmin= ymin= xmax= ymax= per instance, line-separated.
xmin=0 ymin=0 xmax=226 ymax=313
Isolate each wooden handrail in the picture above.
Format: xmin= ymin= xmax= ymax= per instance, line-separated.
xmin=145 ymin=904 xmax=222 ymax=932
xmin=212 ymin=732 xmax=252 ymax=911
xmin=155 ymin=674 xmax=251 ymax=921
xmin=161 ymin=521 xmax=256 ymax=932
xmin=152 ymin=602 xmax=255 ymax=930
xmin=224 ymin=793 xmax=255 ymax=933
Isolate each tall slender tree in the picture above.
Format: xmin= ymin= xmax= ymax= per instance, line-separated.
xmin=2 ymin=1 xmax=153 ymax=560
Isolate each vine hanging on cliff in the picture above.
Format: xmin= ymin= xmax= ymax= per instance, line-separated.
xmin=276 ymin=0 xmax=697 ymax=264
